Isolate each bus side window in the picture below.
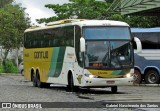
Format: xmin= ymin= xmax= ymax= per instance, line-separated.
xmin=24 ymin=33 xmax=31 ymax=48
xmin=142 ymin=33 xmax=159 ymax=49
xmin=132 ymin=32 xmax=159 ymax=49
xmin=43 ymin=35 xmax=49 ymax=47
xmin=49 ymin=40 xmax=52 ymax=47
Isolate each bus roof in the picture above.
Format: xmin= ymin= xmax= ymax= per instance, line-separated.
xmin=131 ymin=27 xmax=160 ymax=33
xmin=25 ymin=19 xmax=129 ymax=32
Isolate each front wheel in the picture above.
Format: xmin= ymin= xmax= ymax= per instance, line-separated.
xmin=145 ymin=70 xmax=160 ymax=84
xmin=133 ymin=70 xmax=142 ymax=84
xmin=67 ymin=74 xmax=79 ymax=92
xmin=111 ymin=86 xmax=117 ymax=93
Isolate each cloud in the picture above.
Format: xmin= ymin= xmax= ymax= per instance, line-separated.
xmin=15 ymin=0 xmax=69 ymax=25
xmin=26 ymin=6 xmax=55 ymax=25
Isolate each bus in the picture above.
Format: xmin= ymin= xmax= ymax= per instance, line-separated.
xmin=131 ymin=28 xmax=160 ymax=84
xmin=23 ymin=19 xmax=141 ymax=93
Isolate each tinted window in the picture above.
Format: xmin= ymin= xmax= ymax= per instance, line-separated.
xmin=83 ymin=27 xmax=131 ymax=40
xmin=24 ymin=26 xmax=74 ymax=48
xmin=85 ymin=41 xmax=133 ymax=69
xmin=132 ymin=32 xmax=160 ymax=49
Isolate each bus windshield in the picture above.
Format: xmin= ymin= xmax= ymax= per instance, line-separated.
xmin=83 ymin=26 xmax=133 ymax=69
xmin=85 ymin=41 xmax=133 ymax=69
xmin=83 ymin=27 xmax=131 ymax=40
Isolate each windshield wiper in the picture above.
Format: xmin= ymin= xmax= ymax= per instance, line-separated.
xmin=102 ymin=46 xmax=110 ymax=67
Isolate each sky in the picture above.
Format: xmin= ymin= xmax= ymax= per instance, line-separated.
xmin=14 ymin=0 xmax=69 ymax=25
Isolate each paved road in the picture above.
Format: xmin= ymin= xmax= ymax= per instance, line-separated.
xmin=0 ymin=74 xmax=160 ymax=111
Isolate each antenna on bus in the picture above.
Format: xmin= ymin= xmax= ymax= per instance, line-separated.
xmin=46 ymin=19 xmax=86 ymax=26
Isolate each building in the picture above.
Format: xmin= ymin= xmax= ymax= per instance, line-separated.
xmin=108 ymin=0 xmax=160 ymax=16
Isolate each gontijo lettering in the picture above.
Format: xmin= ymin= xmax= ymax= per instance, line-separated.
xmin=34 ymin=51 xmax=48 ymax=59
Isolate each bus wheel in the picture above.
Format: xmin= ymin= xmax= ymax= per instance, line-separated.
xmin=145 ymin=70 xmax=160 ymax=84
xmin=67 ymin=74 xmax=78 ymax=92
xmin=111 ymin=86 xmax=117 ymax=93
xmin=36 ymin=72 xmax=43 ymax=88
xmin=133 ymin=70 xmax=142 ymax=84
xmin=32 ymin=74 xmax=37 ymax=87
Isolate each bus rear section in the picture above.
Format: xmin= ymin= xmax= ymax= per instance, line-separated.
xmin=131 ymin=28 xmax=160 ymax=84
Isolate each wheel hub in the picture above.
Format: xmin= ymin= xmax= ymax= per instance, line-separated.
xmin=148 ymin=73 xmax=157 ymax=83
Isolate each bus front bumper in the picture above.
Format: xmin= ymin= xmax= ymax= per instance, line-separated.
xmin=81 ymin=77 xmax=133 ymax=87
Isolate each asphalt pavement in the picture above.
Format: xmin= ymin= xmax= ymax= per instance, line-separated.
xmin=0 ymin=74 xmax=160 ymax=111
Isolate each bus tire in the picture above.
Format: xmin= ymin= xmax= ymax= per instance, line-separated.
xmin=111 ymin=86 xmax=117 ymax=93
xmin=36 ymin=72 xmax=43 ymax=88
xmin=133 ymin=70 xmax=142 ymax=84
xmin=145 ymin=70 xmax=160 ymax=84
xmin=32 ymin=74 xmax=37 ymax=87
xmin=67 ymin=74 xmax=79 ymax=92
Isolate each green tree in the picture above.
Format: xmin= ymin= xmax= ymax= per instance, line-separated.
xmin=109 ymin=14 xmax=160 ymax=28
xmin=0 ymin=3 xmax=30 ymax=61
xmin=37 ymin=0 xmax=110 ymax=23
xmin=0 ymin=0 xmax=13 ymax=8
xmin=37 ymin=0 xmax=159 ymax=28
xmin=125 ymin=16 xmax=160 ymax=28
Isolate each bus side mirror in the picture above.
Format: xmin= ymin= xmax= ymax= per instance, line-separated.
xmin=80 ymin=37 xmax=86 ymax=52
xmin=134 ymin=37 xmax=142 ymax=54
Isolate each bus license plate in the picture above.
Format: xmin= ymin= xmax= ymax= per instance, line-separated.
xmin=107 ymin=81 xmax=115 ymax=84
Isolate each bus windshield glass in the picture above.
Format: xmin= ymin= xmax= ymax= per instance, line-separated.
xmin=83 ymin=26 xmax=130 ymax=40
xmin=83 ymin=26 xmax=133 ymax=69
xmin=85 ymin=41 xmax=133 ymax=69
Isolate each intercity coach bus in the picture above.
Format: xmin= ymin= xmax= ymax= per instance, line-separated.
xmin=23 ymin=19 xmax=141 ymax=93
xmin=131 ymin=28 xmax=160 ymax=84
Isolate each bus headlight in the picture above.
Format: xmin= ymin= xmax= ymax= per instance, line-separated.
xmin=85 ymin=74 xmax=98 ymax=78
xmin=126 ymin=74 xmax=131 ymax=78
xmin=124 ymin=73 xmax=132 ymax=78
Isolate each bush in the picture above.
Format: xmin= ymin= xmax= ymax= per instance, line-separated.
xmin=0 ymin=65 xmax=4 ymax=73
xmin=3 ymin=60 xmax=18 ymax=73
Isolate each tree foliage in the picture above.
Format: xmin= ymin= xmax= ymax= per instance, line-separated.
xmin=0 ymin=0 xmax=13 ymax=8
xmin=37 ymin=0 xmax=111 ymax=23
xmin=37 ymin=0 xmax=160 ymax=28
xmin=0 ymin=3 xmax=30 ymax=60
xmin=109 ymin=14 xmax=160 ymax=28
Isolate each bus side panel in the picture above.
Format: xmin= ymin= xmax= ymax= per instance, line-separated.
xmin=47 ymin=47 xmax=75 ymax=85
xmin=23 ymin=48 xmax=53 ymax=82
xmin=134 ymin=50 xmax=160 ymax=75
xmin=63 ymin=47 xmax=84 ymax=86
xmin=48 ymin=47 xmax=66 ymax=78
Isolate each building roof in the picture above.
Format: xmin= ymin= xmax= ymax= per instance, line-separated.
xmin=108 ymin=0 xmax=160 ymax=16
xmin=131 ymin=27 xmax=160 ymax=33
